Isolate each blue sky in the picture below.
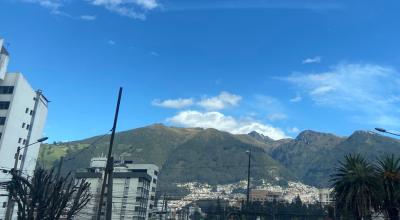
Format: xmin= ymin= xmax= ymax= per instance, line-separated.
xmin=1 ymin=0 xmax=400 ymax=141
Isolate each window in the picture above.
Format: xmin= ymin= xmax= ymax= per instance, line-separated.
xmin=22 ymin=139 xmax=26 ymax=145
xmin=0 ymin=101 xmax=10 ymax=109
xmin=153 ymin=178 xmax=157 ymax=184
xmin=26 ymin=124 xmax=30 ymax=130
xmin=25 ymin=108 xmax=29 ymax=113
xmin=0 ymin=117 xmax=5 ymax=125
xmin=30 ymin=110 xmax=33 ymax=115
xmin=22 ymin=123 xmax=25 ymax=128
xmin=2 ymin=202 xmax=6 ymax=208
xmin=0 ymin=132 xmax=2 ymax=139
xmin=0 ymin=86 xmax=14 ymax=94
xmin=154 ymin=170 xmax=158 ymax=176
xmin=151 ymin=187 xmax=156 ymax=192
xmin=18 ymin=138 xmax=22 ymax=143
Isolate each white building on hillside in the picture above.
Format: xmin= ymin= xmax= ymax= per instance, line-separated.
xmin=0 ymin=38 xmax=49 ymax=220
xmin=75 ymin=157 xmax=159 ymax=220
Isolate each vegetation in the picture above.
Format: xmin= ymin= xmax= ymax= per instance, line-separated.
xmin=331 ymin=154 xmax=400 ymax=220
xmin=6 ymin=168 xmax=91 ymax=220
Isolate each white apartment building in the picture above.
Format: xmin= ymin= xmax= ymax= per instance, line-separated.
xmin=0 ymin=39 xmax=49 ymax=220
xmin=75 ymin=157 xmax=159 ymax=220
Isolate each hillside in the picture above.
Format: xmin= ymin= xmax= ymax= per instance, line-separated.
xmin=38 ymin=125 xmax=400 ymax=193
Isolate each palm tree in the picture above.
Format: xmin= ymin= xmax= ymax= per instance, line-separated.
xmin=331 ymin=154 xmax=381 ymax=220
xmin=376 ymin=154 xmax=400 ymax=220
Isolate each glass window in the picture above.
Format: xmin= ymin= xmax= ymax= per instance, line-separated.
xmin=22 ymin=123 xmax=25 ymax=128
xmin=0 ymin=86 xmax=14 ymax=94
xmin=0 ymin=117 xmax=5 ymax=125
xmin=0 ymin=101 xmax=10 ymax=109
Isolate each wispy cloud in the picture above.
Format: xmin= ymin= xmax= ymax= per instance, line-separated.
xmin=302 ymin=56 xmax=321 ymax=64
xmin=21 ymin=0 xmax=63 ymax=13
xmin=18 ymin=0 xmax=159 ymax=20
xmin=167 ymin=110 xmax=288 ymax=140
xmin=289 ymin=94 xmax=302 ymax=102
xmin=88 ymin=0 xmax=160 ymax=19
xmin=152 ymin=98 xmax=194 ymax=109
xmin=285 ymin=63 xmax=400 ymax=127
xmin=80 ymin=15 xmax=97 ymax=21
xmin=267 ymin=113 xmax=287 ymax=121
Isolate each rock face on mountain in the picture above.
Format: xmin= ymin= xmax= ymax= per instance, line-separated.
xmin=39 ymin=125 xmax=400 ymax=193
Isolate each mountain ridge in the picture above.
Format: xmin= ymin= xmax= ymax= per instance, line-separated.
xmin=38 ymin=124 xmax=400 ymax=193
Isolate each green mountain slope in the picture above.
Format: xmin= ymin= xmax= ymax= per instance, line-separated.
xmin=160 ymin=128 xmax=295 ymax=186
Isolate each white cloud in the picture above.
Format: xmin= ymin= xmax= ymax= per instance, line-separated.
xmin=198 ymin=91 xmax=242 ymax=110
xmin=289 ymin=94 xmax=302 ymax=102
xmin=286 ymin=63 xmax=400 ymax=127
xmin=267 ymin=113 xmax=287 ymax=121
xmin=88 ymin=0 xmax=159 ymax=19
xmin=152 ymin=98 xmax=194 ymax=109
xmin=21 ymin=0 xmax=63 ymax=13
xmin=167 ymin=110 xmax=288 ymax=140
xmin=302 ymin=56 xmax=321 ymax=64
xmin=287 ymin=127 xmax=300 ymax=133
xmin=80 ymin=15 xmax=97 ymax=20
xmin=108 ymin=40 xmax=116 ymax=45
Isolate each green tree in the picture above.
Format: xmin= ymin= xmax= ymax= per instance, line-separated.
xmin=331 ymin=154 xmax=380 ymax=220
xmin=376 ymin=154 xmax=400 ymax=220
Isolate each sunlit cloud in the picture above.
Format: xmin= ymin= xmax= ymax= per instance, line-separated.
xmin=167 ymin=110 xmax=288 ymax=140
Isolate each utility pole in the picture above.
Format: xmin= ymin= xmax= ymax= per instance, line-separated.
xmin=106 ymin=157 xmax=114 ymax=220
xmin=96 ymin=87 xmax=123 ymax=220
xmin=246 ymin=150 xmax=251 ymax=205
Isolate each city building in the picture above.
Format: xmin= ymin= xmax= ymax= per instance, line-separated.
xmin=318 ymin=188 xmax=333 ymax=206
xmin=75 ymin=157 xmax=159 ymax=220
xmin=0 ymin=38 xmax=49 ymax=220
xmin=250 ymin=189 xmax=284 ymax=203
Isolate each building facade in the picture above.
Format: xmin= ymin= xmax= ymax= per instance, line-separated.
xmin=75 ymin=158 xmax=159 ymax=220
xmin=0 ymin=39 xmax=49 ymax=220
xmin=250 ymin=189 xmax=284 ymax=203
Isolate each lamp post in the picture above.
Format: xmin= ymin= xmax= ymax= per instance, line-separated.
xmin=5 ymin=136 xmax=48 ymax=220
xmin=375 ymin=128 xmax=400 ymax=137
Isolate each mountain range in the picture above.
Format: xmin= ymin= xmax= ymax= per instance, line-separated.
xmin=38 ymin=124 xmax=400 ymax=194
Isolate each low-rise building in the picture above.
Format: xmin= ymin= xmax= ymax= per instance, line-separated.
xmin=74 ymin=157 xmax=159 ymax=220
xmin=250 ymin=189 xmax=284 ymax=203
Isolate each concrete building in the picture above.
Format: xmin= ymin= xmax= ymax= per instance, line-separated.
xmin=0 ymin=39 xmax=49 ymax=220
xmin=75 ymin=157 xmax=159 ymax=220
xmin=250 ymin=190 xmax=284 ymax=203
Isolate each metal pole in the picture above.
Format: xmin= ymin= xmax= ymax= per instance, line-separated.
xmin=97 ymin=87 xmax=123 ymax=220
xmin=246 ymin=150 xmax=251 ymax=205
xmin=5 ymin=147 xmax=21 ymax=220
xmin=106 ymin=157 xmax=114 ymax=220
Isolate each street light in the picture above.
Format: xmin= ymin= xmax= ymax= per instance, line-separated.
xmin=5 ymin=137 xmax=48 ymax=220
xmin=12 ymin=137 xmax=48 ymax=174
xmin=375 ymin=128 xmax=400 ymax=137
